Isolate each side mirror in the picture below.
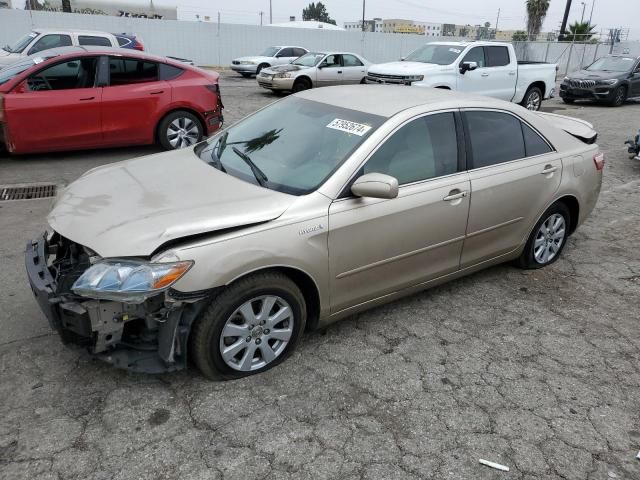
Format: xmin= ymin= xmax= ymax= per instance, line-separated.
xmin=459 ymin=61 xmax=478 ymax=74
xmin=400 ymin=56 xmax=406 ymax=61
xmin=351 ymin=173 xmax=399 ymax=199
xmin=318 ymin=63 xmax=325 ymax=69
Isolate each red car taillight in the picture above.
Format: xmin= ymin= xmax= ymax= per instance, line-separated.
xmin=134 ymin=40 xmax=144 ymax=51
xmin=593 ymin=152 xmax=605 ymax=171
xmin=0 ymin=94 xmax=4 ymax=122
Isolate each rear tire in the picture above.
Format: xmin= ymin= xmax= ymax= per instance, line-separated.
xmin=158 ymin=111 xmax=204 ymax=150
xmin=241 ymin=73 xmax=252 ymax=78
xmin=608 ymin=85 xmax=627 ymax=107
xmin=292 ymin=78 xmax=311 ymax=93
xmin=521 ymin=86 xmax=543 ymax=111
xmin=516 ymin=202 xmax=571 ymax=269
xmin=190 ymin=272 xmax=307 ymax=380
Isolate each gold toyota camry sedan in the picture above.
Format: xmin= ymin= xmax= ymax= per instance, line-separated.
xmin=26 ymin=85 xmax=603 ymax=379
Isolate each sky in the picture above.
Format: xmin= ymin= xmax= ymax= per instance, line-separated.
xmin=173 ymin=0 xmax=639 ymax=40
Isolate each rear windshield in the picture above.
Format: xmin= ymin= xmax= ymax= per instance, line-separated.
xmin=0 ymin=58 xmax=36 ymax=85
xmin=587 ymin=56 xmax=636 ymax=72
xmin=404 ymin=44 xmax=463 ymax=65
xmin=2 ymin=31 xmax=38 ymax=54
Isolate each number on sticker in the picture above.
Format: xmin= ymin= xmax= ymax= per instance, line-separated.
xmin=326 ymin=119 xmax=372 ymax=136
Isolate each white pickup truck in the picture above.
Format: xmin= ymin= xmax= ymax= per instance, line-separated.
xmin=366 ymin=41 xmax=557 ymax=110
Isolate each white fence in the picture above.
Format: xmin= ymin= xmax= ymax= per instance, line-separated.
xmin=1 ymin=9 xmax=639 ymax=72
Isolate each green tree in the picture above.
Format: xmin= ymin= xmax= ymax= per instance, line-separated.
xmin=512 ymin=30 xmax=528 ymax=41
xmin=302 ymin=2 xmax=336 ymax=25
xmin=562 ymin=21 xmax=597 ymax=42
xmin=526 ymin=0 xmax=550 ymax=40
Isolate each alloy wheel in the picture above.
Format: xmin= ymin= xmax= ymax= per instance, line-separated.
xmin=167 ymin=117 xmax=200 ymax=149
xmin=533 ymin=213 xmax=566 ymax=264
xmin=526 ymin=90 xmax=542 ymax=111
xmin=219 ymin=295 xmax=294 ymax=372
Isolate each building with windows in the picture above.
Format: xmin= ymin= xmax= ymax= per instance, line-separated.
xmin=344 ymin=18 xmax=441 ymax=36
xmin=344 ymin=18 xmax=383 ymax=33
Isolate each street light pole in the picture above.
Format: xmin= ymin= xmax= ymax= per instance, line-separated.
xmin=269 ymin=0 xmax=272 ymax=24
xmin=580 ymin=2 xmax=586 ymax=23
xmin=361 ymin=0 xmax=366 ymax=32
xmin=560 ymin=0 xmax=573 ymax=36
xmin=588 ymin=0 xmax=595 ymax=26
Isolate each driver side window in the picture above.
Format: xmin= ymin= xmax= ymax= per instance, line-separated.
xmin=363 ymin=113 xmax=459 ymax=185
xmin=461 ymin=47 xmax=486 ymax=68
xmin=28 ymin=34 xmax=72 ymax=55
xmin=27 ymin=57 xmax=98 ymax=91
xmin=322 ymin=54 xmax=342 ymax=68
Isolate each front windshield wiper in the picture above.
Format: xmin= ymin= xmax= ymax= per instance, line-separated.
xmin=205 ymin=131 xmax=228 ymax=172
xmin=231 ymin=146 xmax=268 ymax=187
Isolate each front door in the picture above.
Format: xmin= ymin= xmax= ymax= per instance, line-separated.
xmin=316 ymin=54 xmax=344 ymax=87
xmin=101 ymin=56 xmax=171 ymax=145
xmin=328 ymin=111 xmax=470 ymax=313
xmin=460 ymin=109 xmax=562 ymax=266
xmin=457 ymin=46 xmax=490 ymax=95
xmin=4 ymin=56 xmax=102 ymax=152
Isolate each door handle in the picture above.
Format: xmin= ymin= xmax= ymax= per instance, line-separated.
xmin=337 ymin=71 xmax=343 ymax=74
xmin=481 ymin=73 xmax=489 ymax=77
xmin=443 ymin=190 xmax=468 ymax=202
xmin=150 ymin=90 xmax=164 ymax=95
xmin=79 ymin=96 xmax=95 ymax=101
xmin=540 ymin=165 xmax=558 ymax=175
xmin=509 ymin=71 xmax=516 ymax=76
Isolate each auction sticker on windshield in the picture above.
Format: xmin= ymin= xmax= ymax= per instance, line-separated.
xmin=327 ymin=119 xmax=372 ymax=136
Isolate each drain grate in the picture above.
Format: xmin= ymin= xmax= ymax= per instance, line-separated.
xmin=0 ymin=184 xmax=57 ymax=201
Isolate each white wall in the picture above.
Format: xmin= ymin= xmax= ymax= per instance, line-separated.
xmin=1 ymin=9 xmax=638 ymax=72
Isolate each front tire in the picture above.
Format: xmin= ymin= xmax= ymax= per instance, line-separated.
xmin=256 ymin=63 xmax=269 ymax=75
xmin=521 ymin=86 xmax=543 ymax=111
xmin=292 ymin=78 xmax=311 ymax=93
xmin=608 ymin=85 xmax=627 ymax=107
xmin=516 ymin=202 xmax=571 ymax=269
xmin=158 ymin=111 xmax=204 ymax=150
xmin=190 ymin=272 xmax=307 ymax=380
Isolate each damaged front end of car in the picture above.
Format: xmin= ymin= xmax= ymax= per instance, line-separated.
xmin=25 ymin=231 xmax=212 ymax=373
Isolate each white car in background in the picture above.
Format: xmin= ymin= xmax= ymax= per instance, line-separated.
xmin=0 ymin=29 xmax=143 ymax=67
xmin=258 ymin=51 xmax=370 ymax=93
xmin=231 ymin=46 xmax=308 ymax=77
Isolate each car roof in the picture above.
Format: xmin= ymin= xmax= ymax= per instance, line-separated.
xmin=26 ymin=46 xmax=178 ymax=65
xmin=33 ymin=28 xmax=114 ymax=36
xmin=294 ymin=84 xmax=514 ymax=117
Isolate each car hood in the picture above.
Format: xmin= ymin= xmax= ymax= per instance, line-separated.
xmin=368 ymin=61 xmax=443 ymax=75
xmin=48 ymin=148 xmax=295 ymax=258
xmin=234 ymin=56 xmax=273 ymax=63
xmin=263 ymin=64 xmax=309 ymax=74
xmin=535 ymin=112 xmax=598 ymax=143
xmin=568 ymin=69 xmax=624 ymax=80
xmin=0 ymin=49 xmax=21 ymax=66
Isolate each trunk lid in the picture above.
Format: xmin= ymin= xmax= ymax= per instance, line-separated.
xmin=535 ymin=111 xmax=598 ymax=144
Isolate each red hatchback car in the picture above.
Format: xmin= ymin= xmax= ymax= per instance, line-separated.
xmin=0 ymin=46 xmax=223 ymax=154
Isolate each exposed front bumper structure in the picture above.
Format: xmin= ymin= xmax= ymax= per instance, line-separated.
xmin=25 ymin=233 xmax=209 ymax=374
xmin=231 ymin=63 xmax=258 ymax=74
xmin=559 ymin=82 xmax=617 ymax=101
xmin=257 ymin=72 xmax=295 ymax=91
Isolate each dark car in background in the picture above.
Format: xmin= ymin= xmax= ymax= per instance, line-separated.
xmin=560 ymin=55 xmax=640 ymax=106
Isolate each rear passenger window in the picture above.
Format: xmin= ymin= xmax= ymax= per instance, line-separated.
xmin=78 ymin=36 xmax=112 ymax=47
xmin=522 ymin=122 xmax=552 ymax=156
xmin=486 ymin=46 xmax=510 ymax=67
xmin=364 ymin=112 xmax=458 ymax=184
xmin=465 ymin=111 xmax=525 ymax=168
xmin=343 ymin=54 xmax=364 ymax=67
xmin=159 ymin=63 xmax=184 ymax=80
xmin=109 ymin=58 xmax=158 ymax=85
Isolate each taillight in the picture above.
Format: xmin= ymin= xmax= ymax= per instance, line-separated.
xmin=134 ymin=40 xmax=144 ymax=51
xmin=593 ymin=152 xmax=605 ymax=171
xmin=0 ymin=93 xmax=4 ymax=122
xmin=205 ymin=84 xmax=219 ymax=94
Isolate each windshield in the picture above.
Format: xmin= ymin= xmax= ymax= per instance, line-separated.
xmin=404 ymin=44 xmax=463 ymax=65
xmin=292 ymin=52 xmax=324 ymax=67
xmin=260 ymin=47 xmax=280 ymax=57
xmin=0 ymin=58 xmax=37 ymax=85
xmin=197 ymin=97 xmax=385 ymax=195
xmin=586 ymin=56 xmax=636 ymax=72
xmin=3 ymin=32 xmax=38 ymax=54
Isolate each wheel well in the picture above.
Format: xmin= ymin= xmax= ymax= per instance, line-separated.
xmin=229 ymin=267 xmax=321 ymax=331
xmin=258 ymin=63 xmax=270 ymax=70
xmin=155 ymin=108 xmax=206 ymax=142
xmin=556 ymin=195 xmax=579 ymax=235
xmin=527 ymin=81 xmax=546 ymax=97
xmin=295 ymin=76 xmax=312 ymax=86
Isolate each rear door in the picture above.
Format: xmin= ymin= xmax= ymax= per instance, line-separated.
xmin=460 ymin=109 xmax=562 ymax=266
xmin=316 ymin=54 xmax=343 ymax=87
xmin=4 ymin=56 xmax=102 ymax=152
xmin=340 ymin=54 xmax=367 ymax=84
xmin=631 ymin=60 xmax=640 ymax=97
xmin=484 ymin=45 xmax=516 ymax=101
xmin=101 ymin=56 xmax=171 ymax=145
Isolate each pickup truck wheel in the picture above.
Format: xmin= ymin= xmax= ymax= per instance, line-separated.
xmin=516 ymin=202 xmax=570 ymax=269
xmin=522 ymin=86 xmax=543 ymax=111
xmin=608 ymin=85 xmax=627 ymax=107
xmin=190 ymin=272 xmax=307 ymax=380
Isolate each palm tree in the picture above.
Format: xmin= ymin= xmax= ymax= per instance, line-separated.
xmin=526 ymin=0 xmax=550 ymax=41
xmin=564 ymin=21 xmax=597 ymax=42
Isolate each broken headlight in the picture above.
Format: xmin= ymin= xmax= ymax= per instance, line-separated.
xmin=71 ymin=259 xmax=193 ymax=303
